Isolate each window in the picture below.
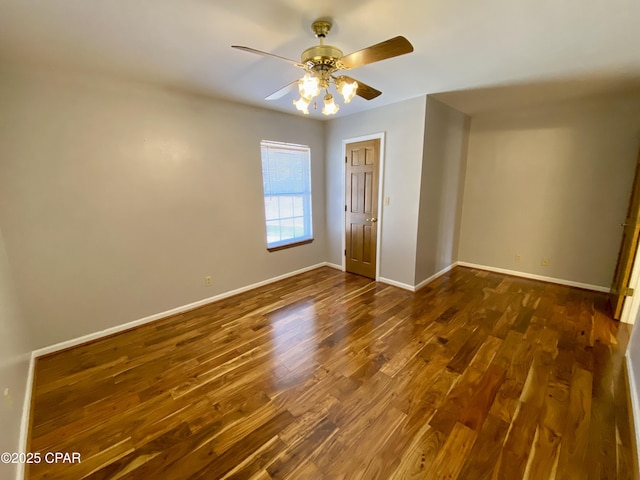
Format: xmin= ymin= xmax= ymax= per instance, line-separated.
xmin=260 ymin=140 xmax=313 ymax=251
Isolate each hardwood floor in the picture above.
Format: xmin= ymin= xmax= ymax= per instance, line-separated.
xmin=26 ymin=266 xmax=634 ymax=479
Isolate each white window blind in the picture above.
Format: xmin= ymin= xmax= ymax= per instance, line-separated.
xmin=260 ymin=141 xmax=313 ymax=249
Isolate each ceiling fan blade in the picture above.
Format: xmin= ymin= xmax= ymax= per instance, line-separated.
xmin=339 ymin=36 xmax=414 ymax=70
xmin=341 ymin=76 xmax=382 ymax=100
xmin=265 ymin=80 xmax=298 ymax=100
xmin=231 ymin=45 xmax=305 ymax=68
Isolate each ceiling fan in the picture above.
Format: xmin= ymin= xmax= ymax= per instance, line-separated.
xmin=232 ymin=20 xmax=414 ymax=115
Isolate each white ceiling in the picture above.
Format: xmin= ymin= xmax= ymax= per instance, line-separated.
xmin=1 ymin=0 xmax=639 ymax=118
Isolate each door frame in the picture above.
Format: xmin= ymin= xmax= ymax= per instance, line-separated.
xmin=621 ymin=243 xmax=640 ymax=324
xmin=617 ymin=148 xmax=640 ymax=324
xmin=341 ymin=132 xmax=386 ymax=280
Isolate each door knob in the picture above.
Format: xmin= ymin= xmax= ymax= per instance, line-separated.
xmin=366 ymin=217 xmax=378 ymax=222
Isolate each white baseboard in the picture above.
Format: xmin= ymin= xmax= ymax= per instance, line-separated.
xmin=625 ymin=355 xmax=640 ymax=480
xmin=380 ymin=261 xmax=609 ymax=295
xmin=16 ymin=353 xmax=35 ymax=480
xmin=378 ymin=277 xmax=416 ymax=292
xmin=415 ymin=263 xmax=457 ymax=291
xmin=324 ymin=262 xmax=344 ymax=271
xmin=456 ymin=262 xmax=610 ymax=293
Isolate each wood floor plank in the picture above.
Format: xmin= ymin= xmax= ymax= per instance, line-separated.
xmin=388 ymin=424 xmax=445 ymax=480
xmin=221 ymin=435 xmax=285 ymax=480
xmin=555 ymin=365 xmax=593 ymax=479
xmin=457 ymin=413 xmax=510 ymax=480
xmin=522 ymin=382 xmax=569 ymax=480
xmin=266 ymin=417 xmax=337 ymax=479
xmin=459 ymin=363 xmax=506 ymax=431
xmin=430 ymin=421 xmax=478 ymax=480
xmin=428 ymin=365 xmax=485 ymax=436
xmin=26 ymin=266 xmax=634 ymax=480
xmin=495 ymin=401 xmax=542 ymax=480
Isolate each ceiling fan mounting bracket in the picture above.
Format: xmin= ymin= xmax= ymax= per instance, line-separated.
xmin=311 ymin=20 xmax=332 ymax=39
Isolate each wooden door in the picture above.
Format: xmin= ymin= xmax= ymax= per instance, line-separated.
xmin=345 ymin=139 xmax=380 ymax=279
xmin=610 ymin=149 xmax=640 ymax=319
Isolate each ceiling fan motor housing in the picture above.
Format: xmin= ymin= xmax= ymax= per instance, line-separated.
xmin=301 ymin=45 xmax=343 ymax=71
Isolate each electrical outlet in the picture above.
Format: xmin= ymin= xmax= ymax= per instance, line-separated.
xmin=515 ymin=254 xmax=521 ymax=262
xmin=384 ymin=196 xmax=390 ymax=206
xmin=3 ymin=387 xmax=12 ymax=407
xmin=541 ymin=258 xmax=550 ymax=266
xmin=204 ymin=276 xmax=212 ymax=286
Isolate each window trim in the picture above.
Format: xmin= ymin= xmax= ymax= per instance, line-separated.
xmin=266 ymin=238 xmax=314 ymax=252
xmin=260 ymin=140 xmax=313 ymax=251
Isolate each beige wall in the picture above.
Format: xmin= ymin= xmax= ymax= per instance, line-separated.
xmin=0 ymin=67 xmax=327 ymax=349
xmin=0 ymin=225 xmax=32 ymax=480
xmin=325 ymin=97 xmax=427 ymax=287
xmin=415 ymin=96 xmax=470 ymax=284
xmin=458 ymin=98 xmax=640 ymax=288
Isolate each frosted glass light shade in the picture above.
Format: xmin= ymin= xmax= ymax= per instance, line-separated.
xmin=322 ymin=93 xmax=339 ymax=115
xmin=337 ymin=77 xmax=358 ymax=103
xmin=298 ymin=74 xmax=320 ymax=100
xmin=293 ymin=96 xmax=311 ymax=114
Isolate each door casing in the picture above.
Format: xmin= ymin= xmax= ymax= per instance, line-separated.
xmin=616 ymin=148 xmax=640 ymax=323
xmin=341 ymin=132 xmax=385 ymax=280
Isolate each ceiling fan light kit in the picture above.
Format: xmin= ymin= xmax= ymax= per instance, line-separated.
xmin=232 ymin=19 xmax=414 ymax=116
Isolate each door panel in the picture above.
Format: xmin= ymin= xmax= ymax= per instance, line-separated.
xmin=610 ymin=149 xmax=640 ymax=319
xmin=363 ymin=225 xmax=373 ymax=263
xmin=345 ymin=139 xmax=380 ymax=279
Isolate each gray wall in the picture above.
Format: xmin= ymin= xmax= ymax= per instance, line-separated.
xmin=458 ymin=98 xmax=640 ymax=288
xmin=0 ymin=226 xmax=32 ymax=480
xmin=325 ymin=96 xmax=427 ymax=287
xmin=415 ymin=96 xmax=470 ymax=284
xmin=0 ymin=67 xmax=327 ymax=349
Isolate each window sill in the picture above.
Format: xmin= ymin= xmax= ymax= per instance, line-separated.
xmin=267 ymin=239 xmax=314 ymax=252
